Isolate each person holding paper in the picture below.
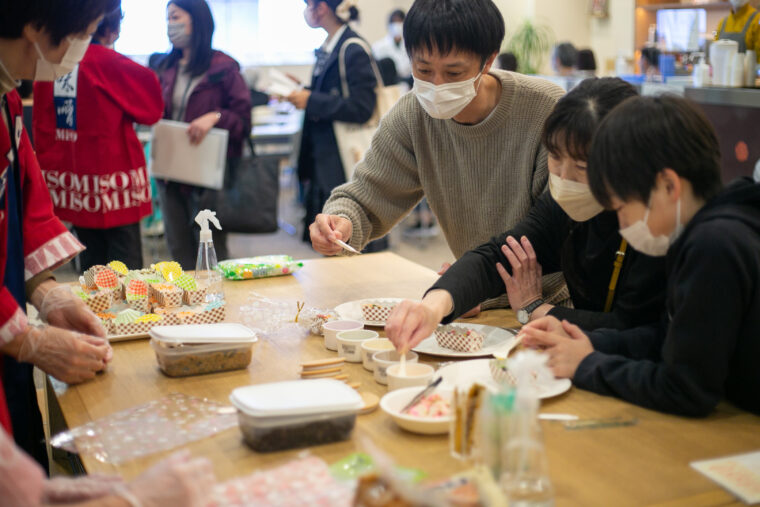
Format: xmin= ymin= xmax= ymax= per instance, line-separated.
xmin=288 ymin=0 xmax=384 ymax=249
xmin=155 ymin=0 xmax=251 ymax=269
xmin=521 ymin=96 xmax=760 ymax=417
xmin=33 ymin=3 xmax=163 ymax=271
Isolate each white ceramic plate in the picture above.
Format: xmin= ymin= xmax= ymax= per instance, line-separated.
xmin=335 ymin=298 xmax=413 ymax=327
xmin=412 ymin=324 xmax=517 ymax=358
xmin=380 ymin=386 xmax=453 ymax=435
xmin=436 ymin=359 xmax=572 ymax=400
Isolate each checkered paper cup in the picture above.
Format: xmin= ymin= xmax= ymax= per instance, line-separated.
xmin=181 ymin=306 xmax=226 ymax=325
xmin=182 ymin=288 xmax=207 ymax=306
xmin=434 ymin=326 xmax=484 ymax=353
xmin=360 ymin=302 xmax=396 ymax=322
xmin=85 ymin=291 xmax=113 ymax=314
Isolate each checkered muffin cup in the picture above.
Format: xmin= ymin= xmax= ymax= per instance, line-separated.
xmin=85 ymin=291 xmax=113 ymax=314
xmin=127 ymin=298 xmax=151 ymax=313
xmin=113 ymin=321 xmax=159 ymax=336
xmin=434 ymin=325 xmax=485 ymax=353
xmin=489 ymin=359 xmax=517 ymax=385
xmin=182 ymin=288 xmax=207 ymax=306
xmin=360 ymin=301 xmax=397 ymax=323
xmin=181 ymin=305 xmax=226 ymax=325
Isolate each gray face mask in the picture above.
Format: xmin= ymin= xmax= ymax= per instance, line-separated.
xmin=168 ymin=22 xmax=191 ymax=49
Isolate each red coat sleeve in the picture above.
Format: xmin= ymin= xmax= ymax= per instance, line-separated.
xmin=6 ymin=93 xmax=85 ymax=281
xmin=93 ymin=50 xmax=164 ymax=126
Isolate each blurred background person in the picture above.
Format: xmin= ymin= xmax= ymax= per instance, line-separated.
xmin=640 ymin=46 xmax=661 ymax=81
xmin=155 ymin=0 xmax=252 ymax=269
xmin=496 ymin=51 xmax=518 ymax=72
xmin=575 ymin=48 xmax=597 ymax=78
xmin=0 ymin=0 xmax=117 ymax=469
xmin=372 ymin=9 xmax=412 ymax=87
xmin=715 ymin=0 xmax=760 ymax=61
xmin=34 ymin=2 xmax=164 ymax=272
xmin=289 ymin=0 xmax=384 ymax=251
xmin=552 ymin=42 xmax=577 ymax=76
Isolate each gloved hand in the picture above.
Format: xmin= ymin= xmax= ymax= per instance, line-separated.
xmin=16 ymin=326 xmax=111 ymax=384
xmin=37 ymin=284 xmax=107 ymax=338
xmin=0 ymin=427 xmax=46 ymax=507
xmin=115 ymin=451 xmax=216 ymax=507
xmin=42 ymin=474 xmax=124 ymax=504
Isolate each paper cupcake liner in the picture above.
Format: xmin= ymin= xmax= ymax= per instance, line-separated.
xmin=488 ymin=359 xmax=517 ymax=385
xmin=182 ymin=288 xmax=207 ymax=306
xmin=157 ymin=290 xmax=183 ymax=309
xmin=361 ymin=303 xmax=395 ymax=322
xmin=113 ymin=321 xmax=158 ymax=336
xmin=127 ymin=298 xmax=151 ymax=313
xmin=85 ymin=292 xmax=113 ymax=314
xmin=181 ymin=306 xmax=226 ymax=325
xmin=434 ymin=327 xmax=484 ymax=353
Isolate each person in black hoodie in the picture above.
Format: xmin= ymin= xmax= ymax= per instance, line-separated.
xmin=386 ymin=78 xmax=667 ymax=351
xmin=520 ymin=95 xmax=760 ymax=417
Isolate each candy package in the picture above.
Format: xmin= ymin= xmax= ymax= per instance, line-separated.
xmin=217 ymin=255 xmax=303 ymax=281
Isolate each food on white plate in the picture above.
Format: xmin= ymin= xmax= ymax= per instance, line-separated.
xmin=407 ymin=394 xmax=450 ymax=418
xmin=361 ymin=301 xmax=397 ymax=322
xmin=434 ymin=325 xmax=484 ymax=353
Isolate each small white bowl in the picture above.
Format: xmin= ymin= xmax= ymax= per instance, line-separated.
xmin=373 ymin=350 xmax=418 ymax=385
xmin=380 ymin=386 xmax=453 ymax=434
xmin=323 ymin=320 xmax=363 ymax=351
xmin=386 ymin=363 xmax=435 ymax=391
xmin=361 ymin=338 xmax=395 ymax=371
xmin=337 ymin=329 xmax=379 ymax=362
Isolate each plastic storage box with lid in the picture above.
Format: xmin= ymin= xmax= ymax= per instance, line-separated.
xmin=149 ymin=323 xmax=257 ymax=377
xmin=230 ymin=379 xmax=364 ymax=452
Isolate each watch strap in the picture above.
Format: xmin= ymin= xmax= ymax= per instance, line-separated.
xmin=522 ymin=298 xmax=545 ymax=316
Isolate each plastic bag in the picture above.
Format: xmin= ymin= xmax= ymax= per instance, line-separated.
xmin=217 ymin=256 xmax=303 ymax=281
xmin=50 ymin=393 xmax=237 ymax=464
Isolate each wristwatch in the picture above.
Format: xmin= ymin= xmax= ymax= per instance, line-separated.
xmin=517 ymin=298 xmax=545 ymax=325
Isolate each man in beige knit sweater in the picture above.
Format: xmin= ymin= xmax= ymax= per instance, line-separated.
xmin=310 ymin=0 xmax=566 ymax=303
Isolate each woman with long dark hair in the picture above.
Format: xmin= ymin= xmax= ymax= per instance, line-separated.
xmin=155 ymin=0 xmax=251 ymax=269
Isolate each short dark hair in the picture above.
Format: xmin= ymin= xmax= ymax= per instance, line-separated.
xmin=543 ymin=78 xmax=637 ymax=162
xmin=95 ymin=4 xmax=123 ymax=41
xmin=641 ymin=46 xmax=661 ymax=69
xmin=163 ymin=0 xmax=215 ymax=77
xmin=498 ymin=52 xmax=518 ymax=72
xmin=389 ymin=9 xmax=405 ymax=24
xmin=404 ymin=0 xmax=505 ymax=65
xmin=554 ymin=42 xmax=578 ymax=68
xmin=0 ymin=0 xmax=120 ymax=46
xmin=576 ymin=49 xmax=596 ymax=71
xmin=588 ymin=95 xmax=723 ymax=208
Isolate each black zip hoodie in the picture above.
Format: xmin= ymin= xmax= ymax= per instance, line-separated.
xmin=575 ymin=178 xmax=760 ymax=417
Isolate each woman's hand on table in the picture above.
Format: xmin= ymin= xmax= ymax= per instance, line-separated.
xmin=34 ymin=282 xmax=107 ymax=338
xmin=9 ymin=325 xmax=111 ymax=384
xmin=309 ymin=214 xmax=353 ymax=255
xmin=386 ymin=290 xmax=453 ymax=352
xmin=496 ymin=235 xmax=551 ymax=320
xmin=187 ymin=111 xmax=221 ymax=146
xmin=43 ymin=475 xmax=124 ymax=504
xmin=520 ymin=316 xmax=594 ymax=378
xmin=115 ymin=450 xmax=216 ymax=507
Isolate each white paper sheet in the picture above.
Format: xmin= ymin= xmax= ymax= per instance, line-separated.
xmin=150 ymin=119 xmax=228 ymax=190
xmin=264 ymin=68 xmax=302 ymax=97
xmin=691 ymin=450 xmax=760 ymax=504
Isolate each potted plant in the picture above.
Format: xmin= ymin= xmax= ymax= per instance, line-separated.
xmin=506 ymin=19 xmax=554 ymax=75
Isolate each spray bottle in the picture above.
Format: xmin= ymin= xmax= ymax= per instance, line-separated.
xmin=500 ymin=350 xmax=555 ymax=506
xmin=194 ymin=209 xmax=224 ymax=303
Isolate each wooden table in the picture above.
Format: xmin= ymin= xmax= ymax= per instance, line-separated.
xmin=54 ymin=253 xmax=760 ymax=506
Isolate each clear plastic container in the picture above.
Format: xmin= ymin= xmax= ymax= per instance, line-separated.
xmin=149 ymin=324 xmax=257 ymax=377
xmin=230 ymin=379 xmax=363 ymax=453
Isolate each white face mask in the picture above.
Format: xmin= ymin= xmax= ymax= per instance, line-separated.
xmin=619 ymin=198 xmax=683 ymax=257
xmin=34 ymin=36 xmax=91 ymax=82
xmin=548 ymin=173 xmax=604 ymax=222
xmin=730 ymin=0 xmax=748 ymax=10
xmin=389 ymin=22 xmax=403 ymax=39
xmin=412 ymin=71 xmax=482 ymax=120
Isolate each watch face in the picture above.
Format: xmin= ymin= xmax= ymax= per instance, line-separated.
xmin=517 ymin=309 xmax=529 ymax=324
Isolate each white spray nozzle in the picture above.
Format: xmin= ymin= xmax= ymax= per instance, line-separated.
xmin=195 ymin=209 xmax=222 ymax=243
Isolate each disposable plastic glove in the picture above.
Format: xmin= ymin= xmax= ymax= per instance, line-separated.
xmin=0 ymin=428 xmax=45 ymax=507
xmin=38 ymin=284 xmax=107 ymax=338
xmin=115 ymin=450 xmax=216 ymax=507
xmin=42 ymin=475 xmax=124 ymax=504
xmin=16 ymin=326 xmax=111 ymax=384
